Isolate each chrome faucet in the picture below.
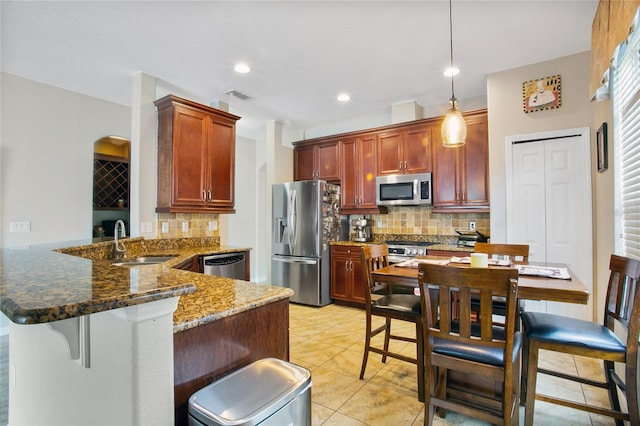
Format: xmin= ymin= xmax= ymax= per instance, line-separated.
xmin=114 ymin=220 xmax=127 ymax=260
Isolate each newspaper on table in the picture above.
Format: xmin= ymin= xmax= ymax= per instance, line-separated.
xmin=515 ymin=265 xmax=571 ymax=280
xmin=395 ymin=258 xmax=451 ymax=268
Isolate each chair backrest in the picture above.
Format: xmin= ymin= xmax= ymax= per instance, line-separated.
xmin=474 ymin=242 xmax=529 ymax=263
xmin=605 ymin=255 xmax=640 ymax=352
xmin=360 ymin=244 xmax=390 ymax=297
xmin=417 ymin=263 xmax=519 ymax=355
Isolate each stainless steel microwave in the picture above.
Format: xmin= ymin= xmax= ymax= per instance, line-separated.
xmin=376 ymin=172 xmax=432 ymax=206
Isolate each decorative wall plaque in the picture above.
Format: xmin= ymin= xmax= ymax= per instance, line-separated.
xmin=522 ymin=75 xmax=561 ymax=113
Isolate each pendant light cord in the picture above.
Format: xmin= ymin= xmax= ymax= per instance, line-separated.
xmin=449 ymin=0 xmax=456 ymax=103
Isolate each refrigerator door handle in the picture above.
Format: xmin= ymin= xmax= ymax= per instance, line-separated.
xmin=287 ymin=189 xmax=297 ymax=249
xmin=272 ymin=256 xmax=318 ymax=265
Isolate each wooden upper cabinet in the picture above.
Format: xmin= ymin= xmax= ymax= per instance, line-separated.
xmin=340 ymin=134 xmax=384 ymax=214
xmin=294 ymin=140 xmax=340 ymax=182
xmin=432 ymin=110 xmax=489 ymax=211
xmin=155 ymin=94 xmax=240 ymax=213
xmin=376 ymin=124 xmax=431 ymax=175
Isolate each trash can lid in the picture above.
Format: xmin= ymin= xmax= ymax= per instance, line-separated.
xmin=188 ymin=358 xmax=311 ymax=426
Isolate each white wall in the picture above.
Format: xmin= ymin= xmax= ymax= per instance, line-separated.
xmin=0 ymin=72 xmax=131 ymax=248
xmin=227 ymin=136 xmax=259 ymax=280
xmin=487 ymin=51 xmax=593 ymax=242
xmin=486 ymin=51 xmax=598 ymax=315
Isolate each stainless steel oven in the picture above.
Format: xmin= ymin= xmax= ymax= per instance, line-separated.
xmin=386 ymin=241 xmax=437 ymax=264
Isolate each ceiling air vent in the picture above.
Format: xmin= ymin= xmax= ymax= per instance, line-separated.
xmin=225 ymin=90 xmax=251 ymax=101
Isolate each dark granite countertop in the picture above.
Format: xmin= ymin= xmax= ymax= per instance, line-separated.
xmin=0 ymin=237 xmax=293 ymax=332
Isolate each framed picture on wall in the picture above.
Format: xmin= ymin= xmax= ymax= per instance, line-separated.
xmin=522 ymin=75 xmax=562 ymax=113
xmin=597 ymin=122 xmax=608 ymax=173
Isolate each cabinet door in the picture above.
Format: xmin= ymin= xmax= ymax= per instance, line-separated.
xmin=376 ymin=131 xmax=403 ymax=175
xmin=350 ymin=250 xmax=367 ymax=304
xmin=207 ymin=119 xmax=235 ymax=208
xmin=403 ymin=125 xmax=431 ymax=174
xmin=330 ymin=247 xmax=351 ymax=301
xmin=172 ymin=107 xmax=208 ymax=207
xmin=358 ymin=134 xmax=379 ymax=209
xmin=316 ymin=141 xmax=340 ymax=181
xmin=431 ymin=127 xmax=461 ymax=208
xmin=294 ymin=145 xmax=315 ymax=181
xmin=461 ymin=116 xmax=489 ymax=207
xmin=340 ymin=138 xmax=359 ymax=211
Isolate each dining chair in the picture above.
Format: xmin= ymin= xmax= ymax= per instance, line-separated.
xmin=473 ymin=242 xmax=530 ymax=325
xmin=359 ymin=244 xmax=425 ymax=402
xmin=418 ymin=263 xmax=521 ymax=425
xmin=521 ymin=254 xmax=640 ymax=426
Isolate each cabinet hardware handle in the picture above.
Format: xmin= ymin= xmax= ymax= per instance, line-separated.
xmin=203 ymin=191 xmax=207 ymax=201
xmin=404 ymin=161 xmax=407 ymax=171
xmin=208 ymin=190 xmax=212 ymax=200
xmin=399 ymin=161 xmax=403 ymax=170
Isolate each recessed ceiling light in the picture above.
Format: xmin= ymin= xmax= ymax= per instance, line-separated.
xmin=443 ymin=67 xmax=460 ymax=77
xmin=234 ymin=63 xmax=251 ymax=74
xmin=337 ymin=93 xmax=351 ymax=102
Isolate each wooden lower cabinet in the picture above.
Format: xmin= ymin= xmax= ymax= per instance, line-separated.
xmin=331 ymin=245 xmax=366 ymax=306
xmin=173 ymin=299 xmax=290 ymax=425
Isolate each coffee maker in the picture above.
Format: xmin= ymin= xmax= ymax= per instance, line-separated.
xmin=351 ymin=217 xmax=373 ymax=242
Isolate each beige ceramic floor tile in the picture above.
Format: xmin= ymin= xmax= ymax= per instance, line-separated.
xmin=311 ymin=402 xmax=335 ymax=426
xmin=292 ymin=339 xmax=346 ymax=366
xmin=322 ymin=346 xmax=382 ymax=379
xmin=322 ymin=412 xmax=370 ymax=426
xmin=338 ymin=382 xmax=423 ymax=426
xmin=310 ymin=366 xmax=367 ymax=410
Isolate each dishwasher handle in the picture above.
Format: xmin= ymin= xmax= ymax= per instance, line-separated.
xmin=203 ymin=253 xmax=245 ymax=266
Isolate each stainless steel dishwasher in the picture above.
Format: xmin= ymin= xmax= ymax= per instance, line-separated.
xmin=202 ymin=252 xmax=246 ymax=279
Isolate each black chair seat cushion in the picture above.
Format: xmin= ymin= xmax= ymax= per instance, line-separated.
xmin=521 ymin=312 xmax=626 ymax=353
xmin=372 ymin=294 xmax=421 ymax=316
xmin=432 ymin=323 xmax=523 ymax=366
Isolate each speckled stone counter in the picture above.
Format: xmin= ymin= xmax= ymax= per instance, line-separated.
xmin=0 ymin=237 xmax=293 ymax=332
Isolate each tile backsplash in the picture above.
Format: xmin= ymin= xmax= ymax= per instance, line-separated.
xmin=355 ymin=206 xmax=489 ymax=240
xmin=156 ymin=212 xmax=220 ymax=239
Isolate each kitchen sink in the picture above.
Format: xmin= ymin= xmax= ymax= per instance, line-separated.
xmin=112 ymin=255 xmax=178 ymax=267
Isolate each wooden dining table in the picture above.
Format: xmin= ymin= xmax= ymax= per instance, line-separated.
xmin=372 ymin=255 xmax=590 ymax=406
xmin=371 ymin=256 xmax=590 ymax=305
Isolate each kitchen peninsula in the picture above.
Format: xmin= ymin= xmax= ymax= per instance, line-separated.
xmin=0 ymin=237 xmax=293 ymax=426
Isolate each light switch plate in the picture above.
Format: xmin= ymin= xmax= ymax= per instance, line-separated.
xmin=182 ymin=221 xmax=189 ymax=232
xmin=208 ymin=221 xmax=218 ymax=231
xmin=161 ymin=222 xmax=169 ymax=233
xmin=9 ymin=221 xmax=30 ymax=232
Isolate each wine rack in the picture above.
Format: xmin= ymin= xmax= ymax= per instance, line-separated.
xmin=93 ymin=154 xmax=129 ymax=209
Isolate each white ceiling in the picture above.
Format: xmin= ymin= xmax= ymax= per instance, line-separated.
xmin=0 ymin=1 xmax=598 ymax=141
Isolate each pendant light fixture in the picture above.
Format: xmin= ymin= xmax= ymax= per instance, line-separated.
xmin=441 ymin=0 xmax=467 ymax=148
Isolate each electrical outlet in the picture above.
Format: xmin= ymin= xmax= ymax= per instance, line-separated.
xmin=377 ymin=220 xmax=382 ymax=229
xmin=181 ymin=221 xmax=189 ymax=232
xmin=208 ymin=221 xmax=218 ymax=231
xmin=9 ymin=221 xmax=31 ymax=232
xmin=161 ymin=222 xmax=169 ymax=233
xmin=469 ymin=221 xmax=476 ymax=231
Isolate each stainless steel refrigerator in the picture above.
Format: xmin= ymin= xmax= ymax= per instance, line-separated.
xmin=271 ymin=180 xmax=343 ymax=306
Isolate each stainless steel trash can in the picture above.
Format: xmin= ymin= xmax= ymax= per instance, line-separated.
xmin=188 ymin=358 xmax=312 ymax=426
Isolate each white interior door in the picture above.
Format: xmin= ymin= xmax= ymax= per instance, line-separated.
xmin=506 ymin=128 xmax=593 ymax=321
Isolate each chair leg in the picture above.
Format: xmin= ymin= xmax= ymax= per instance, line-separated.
xmin=424 ymin=363 xmax=435 ymax=426
xmin=625 ymin=355 xmax=640 ymax=426
xmin=359 ymin=312 xmax=372 ymax=380
xmin=416 ymin=320 xmax=425 ymax=403
xmin=603 ymin=360 xmax=624 ymax=426
xmin=382 ymin=317 xmax=391 ymax=363
xmin=520 ymin=330 xmax=529 ymax=406
xmin=524 ymin=338 xmax=540 ymax=426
